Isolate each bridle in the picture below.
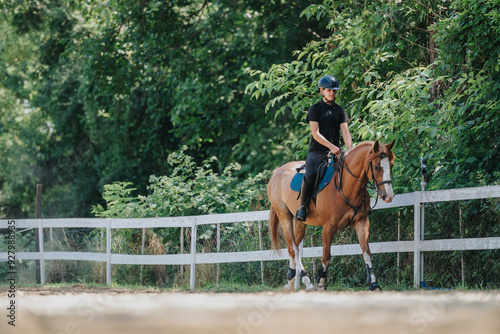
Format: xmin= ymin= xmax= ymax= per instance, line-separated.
xmin=334 ymin=151 xmax=392 ymax=224
xmin=368 ymin=153 xmax=393 ymax=191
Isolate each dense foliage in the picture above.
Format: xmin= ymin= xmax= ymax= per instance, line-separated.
xmin=92 ymin=147 xmax=269 ymax=218
xmin=0 ymin=0 xmax=326 ymax=218
xmin=247 ymin=0 xmax=499 ymax=192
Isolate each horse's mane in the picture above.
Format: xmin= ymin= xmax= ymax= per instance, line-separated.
xmin=350 ymin=141 xmax=375 ymax=152
xmin=348 ymin=140 xmax=394 ymax=161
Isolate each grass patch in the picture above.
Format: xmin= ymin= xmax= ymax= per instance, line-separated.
xmin=0 ymin=280 xmax=495 ymax=293
xmin=198 ymin=282 xmax=281 ymax=293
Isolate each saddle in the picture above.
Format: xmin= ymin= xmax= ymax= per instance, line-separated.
xmin=290 ymin=155 xmax=336 ymax=205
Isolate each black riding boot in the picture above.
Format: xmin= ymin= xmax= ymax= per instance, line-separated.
xmin=295 ymin=178 xmax=314 ymax=221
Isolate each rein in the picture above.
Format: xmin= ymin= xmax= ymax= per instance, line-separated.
xmin=335 ymin=151 xmax=391 ymax=225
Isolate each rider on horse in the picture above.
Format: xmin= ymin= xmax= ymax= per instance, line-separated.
xmin=295 ymin=75 xmax=353 ymax=221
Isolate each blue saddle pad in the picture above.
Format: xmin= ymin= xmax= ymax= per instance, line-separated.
xmin=290 ymin=164 xmax=335 ymax=193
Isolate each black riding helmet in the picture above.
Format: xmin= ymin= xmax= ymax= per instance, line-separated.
xmin=318 ymin=75 xmax=340 ymax=90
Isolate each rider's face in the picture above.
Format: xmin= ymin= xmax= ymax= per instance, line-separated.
xmin=321 ymin=88 xmax=337 ymax=101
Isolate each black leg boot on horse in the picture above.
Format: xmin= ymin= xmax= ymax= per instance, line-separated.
xmin=295 ymin=177 xmax=315 ymax=221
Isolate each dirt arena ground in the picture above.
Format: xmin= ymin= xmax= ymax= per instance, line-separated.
xmin=1 ymin=285 xmax=499 ymax=334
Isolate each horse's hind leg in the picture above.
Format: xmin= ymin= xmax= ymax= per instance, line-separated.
xmin=291 ymin=242 xmax=315 ymax=291
xmin=284 ymin=256 xmax=296 ymax=292
xmin=354 ymin=218 xmax=381 ymax=291
xmin=281 ymin=218 xmax=314 ymax=292
xmin=292 ymin=221 xmax=315 ymax=292
xmin=280 ymin=214 xmax=298 ymax=292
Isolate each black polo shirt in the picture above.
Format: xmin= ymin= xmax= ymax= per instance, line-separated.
xmin=306 ymin=99 xmax=349 ymax=152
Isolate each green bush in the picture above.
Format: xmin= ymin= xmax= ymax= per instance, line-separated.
xmin=88 ymin=147 xmax=271 ymax=287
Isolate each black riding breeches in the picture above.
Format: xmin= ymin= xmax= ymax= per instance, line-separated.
xmin=304 ymin=150 xmax=329 ymax=187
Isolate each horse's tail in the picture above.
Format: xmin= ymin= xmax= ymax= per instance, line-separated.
xmin=269 ymin=206 xmax=282 ymax=256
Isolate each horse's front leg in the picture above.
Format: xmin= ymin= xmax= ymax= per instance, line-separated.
xmin=315 ymin=223 xmax=336 ymax=290
xmin=315 ymin=255 xmax=329 ymax=290
xmin=354 ymin=218 xmax=381 ymax=291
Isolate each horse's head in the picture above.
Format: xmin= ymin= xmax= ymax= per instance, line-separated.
xmin=367 ymin=140 xmax=395 ymax=203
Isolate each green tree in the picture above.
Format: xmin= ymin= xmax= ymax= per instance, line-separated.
xmin=0 ymin=2 xmax=55 ymax=217
xmin=247 ymin=0 xmax=499 ymax=191
xmin=0 ymin=0 xmax=327 ymax=217
xmin=360 ymin=0 xmax=500 ymax=190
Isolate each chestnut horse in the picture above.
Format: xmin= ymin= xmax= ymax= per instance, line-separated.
xmin=268 ymin=140 xmax=395 ymax=291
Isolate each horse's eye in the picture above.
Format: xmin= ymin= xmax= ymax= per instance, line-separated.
xmin=374 ymin=165 xmax=381 ymax=170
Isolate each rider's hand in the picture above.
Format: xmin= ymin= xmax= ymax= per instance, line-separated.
xmin=331 ymin=146 xmax=341 ymax=156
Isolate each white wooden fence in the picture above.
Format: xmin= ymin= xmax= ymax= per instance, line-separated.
xmin=1 ymin=185 xmax=499 ymax=289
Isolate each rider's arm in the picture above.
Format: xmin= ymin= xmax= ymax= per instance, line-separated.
xmin=309 ymin=121 xmax=340 ymax=155
xmin=340 ymin=122 xmax=352 ymax=150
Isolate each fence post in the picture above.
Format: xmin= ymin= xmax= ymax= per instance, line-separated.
xmin=397 ymin=211 xmax=401 ymax=287
xmin=35 ymin=184 xmax=42 ymax=284
xmin=217 ymin=223 xmax=221 ymax=284
xmin=180 ymin=227 xmax=184 ymax=282
xmin=190 ymin=217 xmax=197 ymax=290
xmin=459 ymin=204 xmax=465 ymax=286
xmin=413 ymin=191 xmax=422 ymax=288
xmin=38 ymin=219 xmax=45 ymax=285
xmin=420 ymin=180 xmax=427 ymax=286
xmin=106 ymin=219 xmax=112 ymax=285
xmin=419 ymin=156 xmax=427 ymax=287
xmin=258 ymin=221 xmax=264 ymax=285
xmin=100 ymin=230 xmax=104 ymax=283
xmin=140 ymin=228 xmax=146 ymax=285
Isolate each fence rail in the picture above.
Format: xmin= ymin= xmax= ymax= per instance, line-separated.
xmin=1 ymin=185 xmax=499 ymax=289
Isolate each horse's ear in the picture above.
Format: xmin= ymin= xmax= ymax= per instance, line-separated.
xmin=372 ymin=140 xmax=380 ymax=153
xmin=386 ymin=139 xmax=395 ymax=151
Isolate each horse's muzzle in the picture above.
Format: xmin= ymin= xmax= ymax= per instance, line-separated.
xmin=381 ymin=194 xmax=394 ymax=203
xmin=377 ymin=181 xmax=394 ymax=203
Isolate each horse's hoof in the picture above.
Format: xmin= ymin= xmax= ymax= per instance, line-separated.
xmin=305 ymin=285 xmax=317 ymax=292
xmin=369 ymin=282 xmax=382 ymax=291
xmin=284 ymin=278 xmax=295 ymax=292
xmin=316 ymin=285 xmax=327 ymax=291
